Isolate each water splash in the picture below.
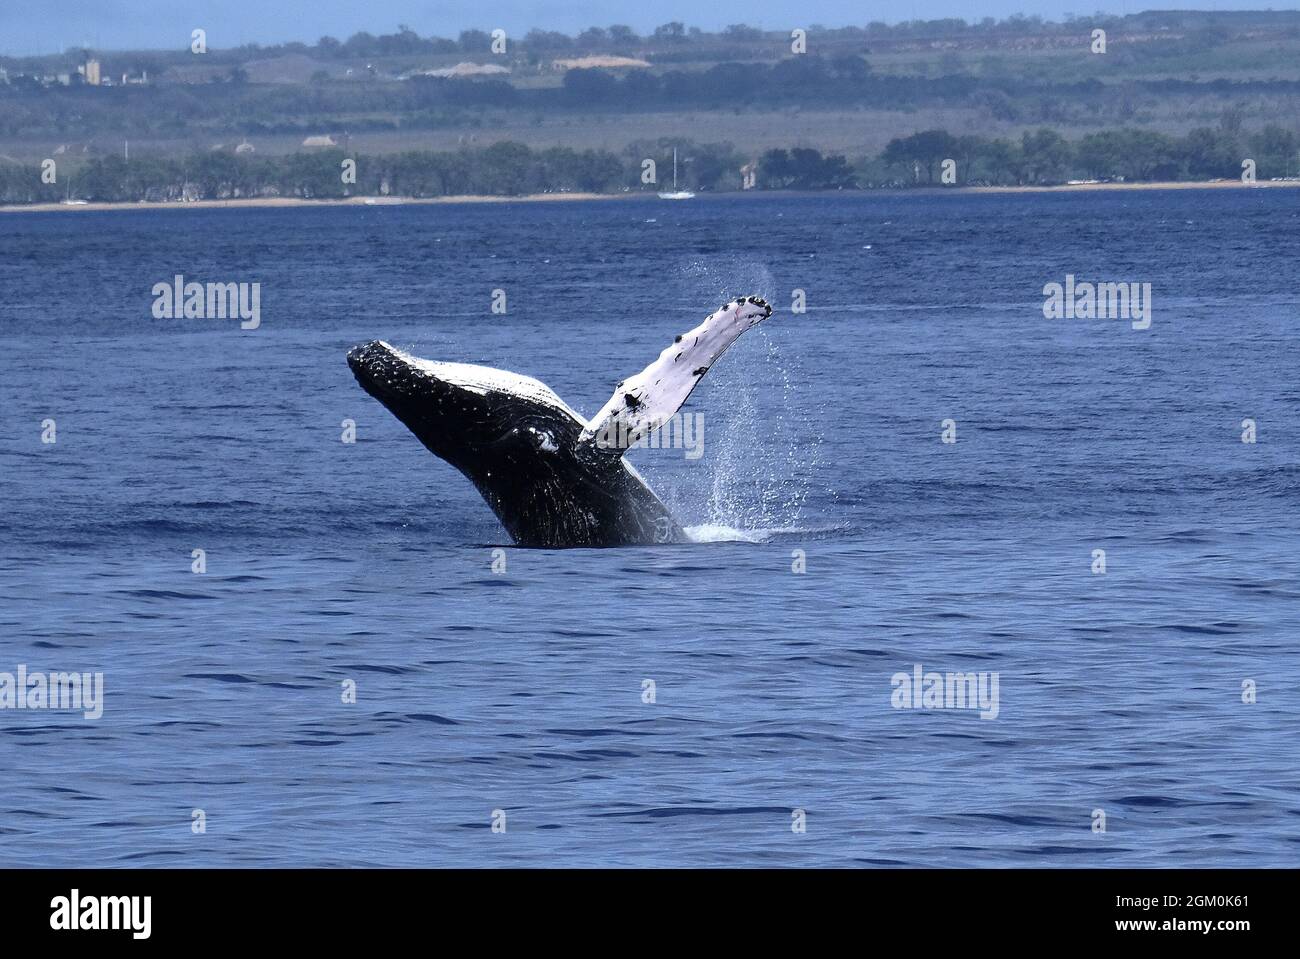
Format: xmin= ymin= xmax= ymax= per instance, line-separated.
xmin=633 ymin=258 xmax=833 ymax=540
xmin=683 ymin=523 xmax=769 ymax=543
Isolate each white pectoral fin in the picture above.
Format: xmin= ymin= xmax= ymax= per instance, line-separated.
xmin=580 ymin=296 xmax=773 ymax=452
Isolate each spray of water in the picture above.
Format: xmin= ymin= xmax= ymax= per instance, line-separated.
xmin=631 ymin=258 xmax=830 ymax=543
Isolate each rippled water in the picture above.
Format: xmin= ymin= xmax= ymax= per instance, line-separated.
xmin=2 ymin=190 xmax=1298 ymax=866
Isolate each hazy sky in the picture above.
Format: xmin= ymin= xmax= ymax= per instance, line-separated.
xmin=1 ymin=1 xmax=1292 ymax=56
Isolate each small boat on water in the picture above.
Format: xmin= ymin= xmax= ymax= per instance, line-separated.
xmin=658 ymin=148 xmax=694 ymax=200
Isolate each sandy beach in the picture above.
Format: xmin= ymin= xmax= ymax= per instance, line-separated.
xmin=0 ymin=192 xmax=622 ymax=214
xmin=2 ymin=179 xmax=1297 ymax=213
xmin=968 ymin=179 xmax=1300 ymax=194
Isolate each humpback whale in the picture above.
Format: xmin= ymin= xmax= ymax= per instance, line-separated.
xmin=347 ymin=295 xmax=773 ymax=547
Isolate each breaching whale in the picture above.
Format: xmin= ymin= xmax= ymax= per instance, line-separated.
xmin=347 ymin=295 xmax=773 ymax=547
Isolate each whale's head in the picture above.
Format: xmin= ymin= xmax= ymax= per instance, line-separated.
xmin=346 ymin=341 xmax=588 ymax=480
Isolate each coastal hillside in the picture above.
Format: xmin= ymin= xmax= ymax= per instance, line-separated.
xmin=3 ymin=11 xmax=1299 ymax=201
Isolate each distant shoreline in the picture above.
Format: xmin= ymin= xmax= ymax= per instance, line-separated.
xmin=0 ymin=193 xmax=620 ymax=214
xmin=3 ymin=179 xmax=1297 ymax=213
xmin=967 ymin=179 xmax=1300 ymax=194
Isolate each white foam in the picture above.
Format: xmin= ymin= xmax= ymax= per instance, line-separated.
xmin=683 ymin=524 xmax=770 ymax=544
xmin=683 ymin=523 xmax=848 ymax=544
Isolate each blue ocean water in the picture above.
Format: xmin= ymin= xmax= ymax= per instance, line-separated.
xmin=1 ymin=190 xmax=1298 ymax=867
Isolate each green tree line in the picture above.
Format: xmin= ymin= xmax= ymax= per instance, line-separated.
xmin=867 ymin=123 xmax=1300 ymax=185
xmin=6 ymin=10 xmax=1297 ymax=76
xmin=2 ymin=124 xmax=1296 ymax=204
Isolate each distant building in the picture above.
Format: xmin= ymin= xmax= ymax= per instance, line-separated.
xmin=551 ymin=56 xmax=651 ymax=71
xmin=83 ymin=59 xmax=101 ymax=85
xmin=235 ymin=140 xmax=255 ymax=154
xmin=302 ymin=135 xmax=338 ymax=147
xmin=417 ymin=62 xmax=510 ymax=78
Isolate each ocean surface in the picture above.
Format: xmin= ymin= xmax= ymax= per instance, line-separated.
xmin=1 ymin=189 xmax=1298 ymax=867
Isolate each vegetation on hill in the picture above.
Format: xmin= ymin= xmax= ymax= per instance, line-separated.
xmin=3 ymin=11 xmax=1300 ymax=145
